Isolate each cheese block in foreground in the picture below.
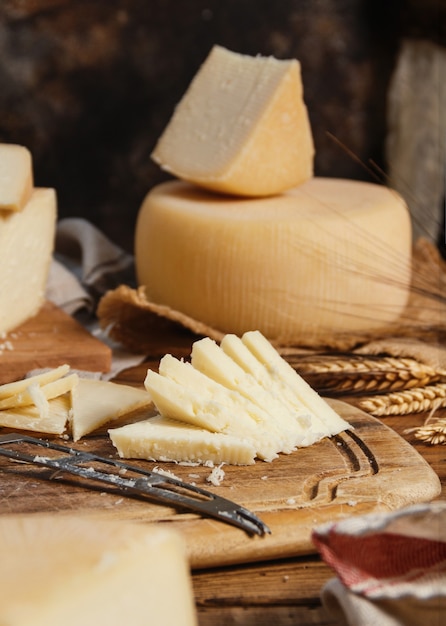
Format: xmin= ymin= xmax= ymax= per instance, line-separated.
xmin=0 ymin=514 xmax=197 ymax=626
xmin=0 ymin=188 xmax=56 ymax=334
xmin=151 ymin=45 xmax=314 ymax=197
xmin=135 ymin=178 xmax=412 ymax=345
xmin=110 ymin=331 xmax=351 ymax=465
xmin=0 ymin=143 xmax=33 ymax=211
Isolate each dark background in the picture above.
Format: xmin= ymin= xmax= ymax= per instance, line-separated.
xmin=0 ymin=0 xmax=443 ymax=252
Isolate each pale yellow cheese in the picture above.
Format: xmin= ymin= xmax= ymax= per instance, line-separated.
xmin=110 ymin=414 xmax=257 ymax=465
xmin=0 ymin=373 xmax=78 ymax=410
xmin=134 ymin=331 xmax=350 ymax=465
xmin=135 ymin=178 xmax=412 ymax=345
xmin=151 ymin=45 xmax=314 ymax=197
xmin=0 ymin=514 xmax=197 ymax=626
xmin=0 ymin=364 xmax=70 ymax=400
xmin=70 ymin=378 xmax=153 ymax=441
xmin=0 ymin=188 xmax=56 ymax=334
xmin=0 ymin=393 xmax=70 ymax=434
xmin=0 ymin=143 xmax=33 ymax=211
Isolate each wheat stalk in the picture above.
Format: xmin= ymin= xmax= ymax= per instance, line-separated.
xmin=289 ymin=354 xmax=446 ymax=395
xmin=358 ymin=382 xmax=446 ymax=417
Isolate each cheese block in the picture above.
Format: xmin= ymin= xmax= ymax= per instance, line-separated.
xmin=151 ymin=45 xmax=314 ymax=196
xmin=0 ymin=364 xmax=70 ymax=400
xmin=110 ymin=414 xmax=257 ymax=465
xmin=0 ymin=373 xmax=78 ymax=411
xmin=0 ymin=143 xmax=33 ymax=211
xmin=0 ymin=514 xmax=197 ymax=626
xmin=135 ymin=178 xmax=412 ymax=345
xmin=0 ymin=188 xmax=56 ymax=335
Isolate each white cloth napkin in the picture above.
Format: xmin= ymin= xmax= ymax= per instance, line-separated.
xmin=312 ymin=501 xmax=446 ymax=626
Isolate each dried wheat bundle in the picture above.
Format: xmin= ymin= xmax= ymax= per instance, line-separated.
xmin=290 ymin=354 xmax=446 ymax=395
xmin=404 ymin=416 xmax=446 ymax=445
xmin=358 ymin=382 xmax=446 ymax=417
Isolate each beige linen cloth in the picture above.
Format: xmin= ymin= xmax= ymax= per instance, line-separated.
xmin=45 ymin=218 xmax=147 ymax=378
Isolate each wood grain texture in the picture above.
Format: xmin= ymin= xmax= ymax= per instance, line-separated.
xmin=0 ymin=302 xmax=112 ymax=383
xmin=0 ymin=398 xmax=440 ymax=569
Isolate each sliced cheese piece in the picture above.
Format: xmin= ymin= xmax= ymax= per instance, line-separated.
xmin=0 ymin=373 xmax=78 ymax=410
xmin=0 ymin=143 xmax=33 ymax=211
xmin=69 ymin=378 xmax=153 ymax=442
xmin=0 ymin=364 xmax=70 ymax=400
xmin=110 ymin=414 xmax=256 ymax=465
xmin=135 ymin=178 xmax=412 ymax=346
xmin=145 ymin=367 xmax=280 ymax=461
xmin=151 ymin=46 xmax=314 ymax=197
xmin=0 ymin=514 xmax=197 ymax=626
xmin=0 ymin=393 xmax=70 ymax=434
xmin=241 ymin=330 xmax=350 ymax=436
xmin=158 ymin=354 xmax=289 ymax=450
xmin=190 ymin=336 xmax=317 ymax=447
xmin=0 ymin=188 xmax=57 ymax=335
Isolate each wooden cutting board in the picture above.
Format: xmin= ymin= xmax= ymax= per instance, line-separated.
xmin=0 ymin=302 xmax=112 ymax=384
xmin=0 ymin=399 xmax=441 ymax=569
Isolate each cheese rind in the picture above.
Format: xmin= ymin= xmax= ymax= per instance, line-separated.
xmin=151 ymin=45 xmax=314 ymax=197
xmin=0 ymin=515 xmax=197 ymax=626
xmin=110 ymin=414 xmax=256 ymax=465
xmin=0 ymin=143 xmax=33 ymax=211
xmin=135 ymin=178 xmax=412 ymax=345
xmin=0 ymin=188 xmax=57 ymax=334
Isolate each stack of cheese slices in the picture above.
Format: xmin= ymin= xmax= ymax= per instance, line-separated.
xmin=109 ymin=330 xmax=351 ymax=465
xmin=0 ymin=144 xmax=57 ymax=335
xmin=135 ymin=45 xmax=413 ymax=346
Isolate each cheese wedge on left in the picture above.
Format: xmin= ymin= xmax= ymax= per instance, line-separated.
xmin=0 ymin=514 xmax=197 ymax=626
xmin=0 ymin=188 xmax=56 ymax=334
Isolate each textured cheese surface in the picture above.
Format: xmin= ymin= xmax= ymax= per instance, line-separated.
xmin=70 ymin=378 xmax=153 ymax=441
xmin=0 ymin=188 xmax=56 ymax=334
xmin=121 ymin=331 xmax=351 ymax=465
xmin=0 ymin=393 xmax=70 ymax=434
xmin=0 ymin=514 xmax=197 ymax=626
xmin=0 ymin=143 xmax=33 ymax=211
xmin=110 ymin=414 xmax=257 ymax=465
xmin=135 ymin=178 xmax=412 ymax=344
xmin=151 ymin=45 xmax=314 ymax=196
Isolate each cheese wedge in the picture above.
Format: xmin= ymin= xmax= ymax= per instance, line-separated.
xmin=70 ymin=378 xmax=153 ymax=441
xmin=110 ymin=414 xmax=257 ymax=465
xmin=0 ymin=188 xmax=57 ymax=334
xmin=0 ymin=364 xmax=70 ymax=400
xmin=0 ymin=143 xmax=33 ymax=211
xmin=0 ymin=393 xmax=70 ymax=434
xmin=0 ymin=514 xmax=197 ymax=626
xmin=145 ymin=367 xmax=280 ymax=461
xmin=0 ymin=373 xmax=78 ymax=411
xmin=151 ymin=45 xmax=314 ymax=196
xmin=135 ymin=178 xmax=412 ymax=345
xmin=241 ymin=330 xmax=350 ymax=436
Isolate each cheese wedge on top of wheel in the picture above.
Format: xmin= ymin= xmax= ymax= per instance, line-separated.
xmin=151 ymin=45 xmax=314 ymax=197
xmin=0 ymin=143 xmax=33 ymax=211
xmin=135 ymin=177 xmax=412 ymax=345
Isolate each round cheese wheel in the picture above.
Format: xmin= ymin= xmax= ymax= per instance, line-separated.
xmin=135 ymin=178 xmax=412 ymax=344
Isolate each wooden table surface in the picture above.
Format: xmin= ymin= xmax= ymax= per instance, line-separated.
xmin=114 ymin=358 xmax=446 ymax=626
